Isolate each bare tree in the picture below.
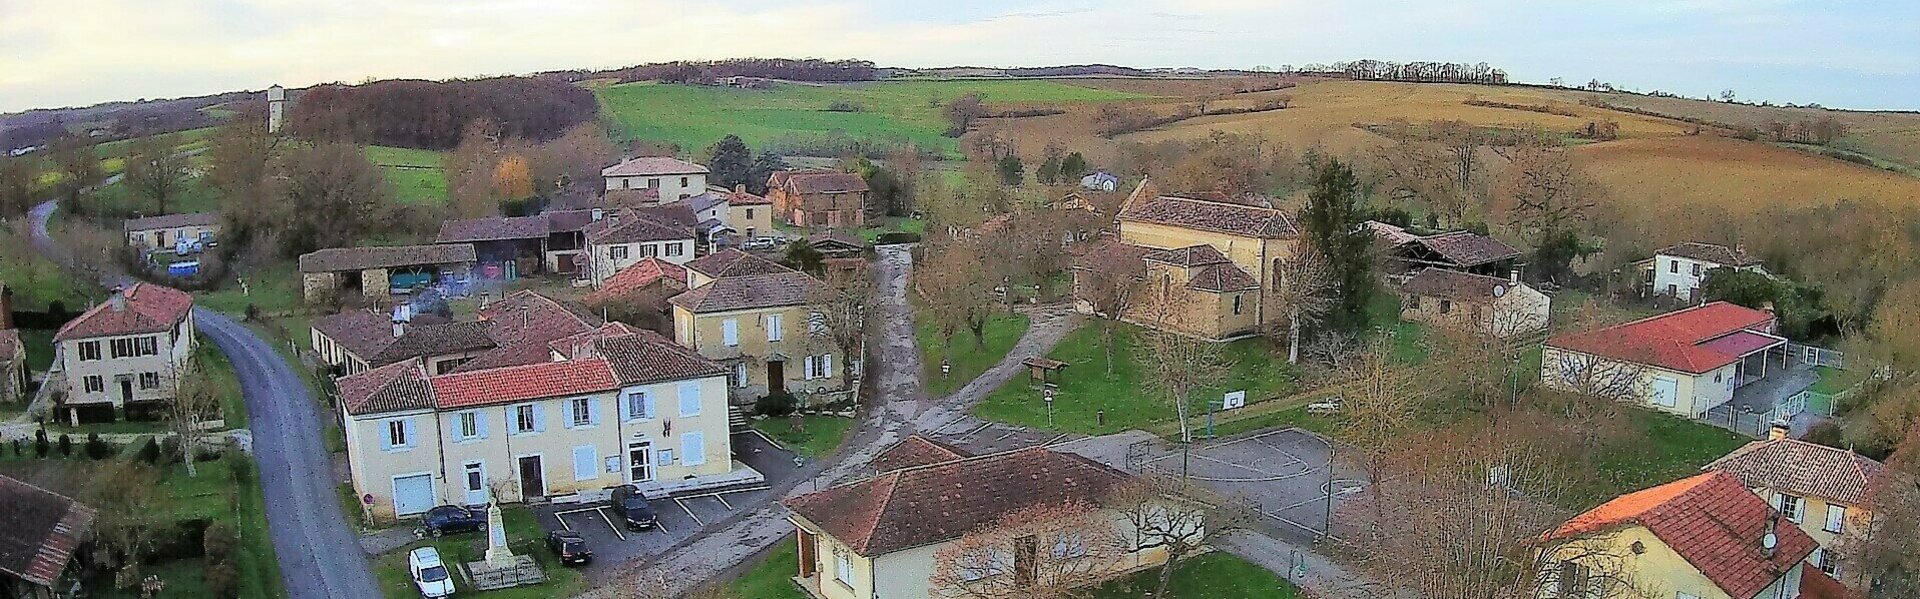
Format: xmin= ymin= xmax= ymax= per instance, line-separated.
xmin=1494 ymin=136 xmax=1604 ymax=282
xmin=1331 ymin=337 xmax=1421 ymax=470
xmin=86 ymin=461 xmax=172 ymax=588
xmin=1266 ymin=249 xmax=1335 ymax=364
xmin=123 ymin=133 xmax=189 ymax=214
xmin=1133 ymin=300 xmax=1234 ymax=444
xmin=0 ymin=156 xmax=33 ymax=219
xmin=1841 ymin=415 xmax=1920 ymax=596
xmin=916 ymin=241 xmax=996 ymax=350
xmin=49 ymin=133 xmax=103 ymax=206
xmin=165 ymin=365 xmax=221 ymax=477
xmin=1108 ymin=475 xmax=1256 ymax=599
xmin=1072 ymin=247 xmax=1144 ymax=374
xmin=929 ymin=500 xmax=1131 ymax=599
xmin=811 ymin=266 xmax=873 ymax=379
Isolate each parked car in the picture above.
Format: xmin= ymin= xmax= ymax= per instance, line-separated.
xmin=546 ymin=530 xmax=593 ymax=566
xmin=608 ymin=485 xmax=658 ymax=530
xmin=407 ymin=547 xmax=457 ymax=598
xmin=741 ymin=237 xmax=778 ymax=251
xmin=419 ymin=505 xmax=487 ymax=538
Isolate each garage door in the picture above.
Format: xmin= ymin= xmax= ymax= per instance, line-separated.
xmin=1650 ymin=377 xmax=1679 ymax=409
xmin=392 ymin=474 xmax=435 ymax=517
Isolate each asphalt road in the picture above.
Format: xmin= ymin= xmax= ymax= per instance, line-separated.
xmin=30 ymin=198 xmax=381 ymax=598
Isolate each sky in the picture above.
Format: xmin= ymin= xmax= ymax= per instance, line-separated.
xmin=2 ymin=0 xmax=1917 ymax=113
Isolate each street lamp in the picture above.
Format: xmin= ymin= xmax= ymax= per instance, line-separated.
xmin=1043 ymin=383 xmax=1057 ymax=427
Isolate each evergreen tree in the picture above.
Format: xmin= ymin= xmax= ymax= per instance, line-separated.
xmin=1302 ymin=159 xmax=1374 ymax=332
xmin=706 ymin=134 xmax=753 ymax=190
xmin=996 ymin=154 xmax=1025 ymax=187
xmin=1037 ymin=154 xmax=1062 ymax=186
xmin=1060 ymin=152 xmax=1089 ymax=181
xmin=748 ymin=151 xmax=787 ymax=195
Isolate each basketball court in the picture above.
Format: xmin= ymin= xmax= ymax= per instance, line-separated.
xmin=1131 ymin=428 xmax=1366 ymax=540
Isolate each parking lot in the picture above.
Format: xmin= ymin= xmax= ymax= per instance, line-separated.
xmin=529 ymin=431 xmax=802 ymax=575
xmin=1132 ymin=428 xmax=1366 ymax=540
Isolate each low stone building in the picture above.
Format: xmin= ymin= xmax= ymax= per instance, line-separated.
xmin=0 ymin=474 xmax=97 ymax=598
xmin=1398 ymin=268 xmax=1550 ymax=338
xmin=123 ymin=212 xmax=219 ymax=252
xmin=767 ymin=170 xmax=869 ymax=228
xmin=298 ymin=244 xmax=476 ymax=302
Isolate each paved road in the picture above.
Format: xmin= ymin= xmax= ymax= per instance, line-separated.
xmin=29 ymin=198 xmax=381 ymax=598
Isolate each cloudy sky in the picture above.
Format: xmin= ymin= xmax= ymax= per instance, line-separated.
xmin=2 ymin=0 xmax=1916 ymax=113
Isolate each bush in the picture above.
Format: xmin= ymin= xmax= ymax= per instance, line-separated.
xmin=226 ymin=443 xmax=252 ymax=484
xmin=160 ymin=436 xmax=182 ymax=464
xmin=874 ymin=232 xmax=922 ymax=245
xmin=203 ymin=522 xmax=239 ymax=562
xmin=138 ymin=436 xmax=161 ymax=464
xmin=34 ymin=428 xmax=48 ymax=458
xmin=824 ymin=100 xmax=865 ymax=113
xmin=1805 ymin=420 xmax=1847 ymax=450
xmin=756 ymin=391 xmax=798 ymax=417
xmin=84 ymin=433 xmax=112 ymax=460
xmin=57 ymin=434 xmax=71 ymax=456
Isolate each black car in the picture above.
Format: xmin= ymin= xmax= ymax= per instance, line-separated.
xmin=608 ymin=485 xmax=657 ymax=530
xmin=545 ymin=530 xmax=593 ymax=566
xmin=419 ymin=505 xmax=487 ymax=538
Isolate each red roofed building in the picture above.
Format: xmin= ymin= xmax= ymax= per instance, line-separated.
xmin=767 ymin=170 xmax=869 ymax=228
xmin=334 ymin=322 xmax=751 ymax=521
xmin=53 ymin=284 xmax=197 ymax=424
xmin=1542 ymin=302 xmax=1787 ymax=418
xmin=0 ymin=474 xmax=97 ymax=598
xmin=1541 ymin=471 xmax=1819 ymax=599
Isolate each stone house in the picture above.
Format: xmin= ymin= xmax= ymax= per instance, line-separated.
xmin=299 ymin=244 xmax=477 ymax=302
xmin=0 ymin=283 xmax=23 ymax=404
xmin=670 ymin=250 xmax=842 ymax=403
xmin=123 ymin=212 xmax=219 ymax=252
xmin=603 ymin=157 xmax=709 ymax=202
xmin=1704 ymin=429 xmax=1886 ymax=583
xmin=1398 ymin=267 xmax=1550 ymax=338
xmin=582 ymin=209 xmax=697 ymax=287
xmin=767 ymin=171 xmax=870 ymax=228
xmin=53 ymin=283 xmax=195 ymax=424
xmin=1641 ymin=242 xmax=1770 ymax=304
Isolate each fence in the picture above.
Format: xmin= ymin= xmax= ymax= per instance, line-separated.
xmin=1788 ymin=343 xmax=1844 ymax=369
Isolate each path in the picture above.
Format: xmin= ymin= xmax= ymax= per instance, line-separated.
xmin=27 ymin=197 xmax=381 ymax=598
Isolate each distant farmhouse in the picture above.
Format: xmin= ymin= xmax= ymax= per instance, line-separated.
xmin=123 ymin=212 xmax=218 ymax=252
xmin=603 ymin=156 xmax=709 ymax=202
xmin=768 ymin=170 xmax=870 ymax=228
xmin=1640 ymin=241 xmax=1768 ymax=304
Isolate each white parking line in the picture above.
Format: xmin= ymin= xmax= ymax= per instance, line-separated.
xmin=555 ymin=506 xmax=627 ymax=540
xmin=675 ymin=497 xmax=705 ymax=527
xmin=597 ymin=509 xmax=628 ymax=541
xmin=952 ymin=422 xmax=992 ymax=441
xmin=716 ymin=494 xmax=733 ymax=510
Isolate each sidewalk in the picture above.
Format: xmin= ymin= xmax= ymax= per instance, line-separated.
xmin=1218 ymin=530 xmax=1401 ymax=599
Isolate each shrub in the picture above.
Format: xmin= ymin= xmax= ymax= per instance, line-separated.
xmin=57 ymin=434 xmax=71 ymax=456
xmin=34 ymin=428 xmax=48 ymax=458
xmin=203 ymin=522 xmax=239 ymax=562
xmin=138 ymin=436 xmax=161 ymax=464
xmin=85 ymin=433 xmax=112 ymax=460
xmin=226 ymin=444 xmax=252 ymax=484
xmin=9 ymin=439 xmax=18 ymax=456
xmin=756 ymin=391 xmax=798 ymax=417
xmin=824 ymin=100 xmax=865 ymax=113
xmin=204 ymin=561 xmax=240 ymax=599
xmin=160 ymin=435 xmax=183 ymax=464
xmin=1804 ymin=420 xmax=1846 ymax=450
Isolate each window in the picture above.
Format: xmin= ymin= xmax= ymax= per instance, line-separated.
xmin=1557 ymin=560 xmax=1591 ymax=598
xmin=458 ymin=412 xmax=479 ymax=440
xmin=641 ymin=244 xmax=658 ymax=258
xmin=78 ymin=341 xmax=101 ymax=361
xmin=679 ymin=176 xmax=689 ymax=187
xmin=1439 ymin=299 xmax=1452 ymax=314
xmin=464 ymin=463 xmax=485 ymax=499
xmin=804 ymin=356 xmax=818 ymax=380
xmin=83 ymin=375 xmax=104 ymax=393
xmin=834 ymin=548 xmax=855 ymax=586
xmin=620 ymin=178 xmax=630 ymax=190
xmin=1232 ymin=295 xmax=1243 ymax=315
xmin=386 ymin=420 xmax=410 ymax=449
xmin=569 ymin=397 xmax=593 ymax=427
xmin=647 ymin=177 xmax=660 ymax=188
xmin=111 ymin=338 xmax=134 ymax=358
xmin=1669 ymin=259 xmax=1679 ymax=273
xmin=138 ymin=372 xmax=160 ymax=390
xmin=733 ymin=363 xmax=749 ymax=388
xmin=722 ymin=319 xmax=739 ymax=346
xmin=1772 ymin=493 xmax=1805 ymax=523
xmin=808 ymin=312 xmax=827 ymax=335
xmin=136 ymin=336 xmax=157 ymax=356
xmin=610 ymin=245 xmax=629 ymax=261
xmin=513 ymin=404 xmax=539 ymax=434
xmin=678 ymin=382 xmax=701 ymax=417
xmin=1825 ymin=504 xmax=1847 ymax=533
xmin=745 ymin=209 xmax=754 ymax=219
xmin=1815 ymin=548 xmax=1839 ymax=576
xmin=1691 ymin=263 xmax=1701 ymax=276
xmin=766 ymin=313 xmax=784 ymax=341
xmin=624 ymin=391 xmax=651 ymax=421
xmin=1666 ymin=284 xmax=1678 ymax=296
xmin=665 ymin=242 xmax=684 ymax=257
xmin=822 ymin=354 xmax=833 ymax=379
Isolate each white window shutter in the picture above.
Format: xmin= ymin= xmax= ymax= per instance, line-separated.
xmin=679 ymin=382 xmax=701 ymax=417
xmin=682 ymin=432 xmax=706 ymax=466
xmin=804 ymin=356 xmax=817 ymax=380
xmin=722 ymin=319 xmax=739 ymax=346
xmin=823 ymin=354 xmax=833 ymax=378
xmin=562 ymin=399 xmax=577 ymax=429
xmin=382 ymin=422 xmax=397 ymax=451
xmin=533 ymin=404 xmax=547 ymax=432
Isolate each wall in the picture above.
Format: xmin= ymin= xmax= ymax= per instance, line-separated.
xmin=1 ymin=339 xmax=24 ymax=402
xmin=1400 ymin=283 xmax=1549 ymax=339
xmin=728 ymin=204 xmax=774 ymax=239
xmin=59 ymin=321 xmax=194 ymax=409
xmin=606 ymin=173 xmax=708 ymax=202
xmin=792 ymin=517 xmax=876 ymax=599
xmin=1747 ymin=484 xmax=1869 ymax=570
xmin=1539 ymin=347 xmax=1733 ymax=417
xmin=588 ymin=239 xmax=695 ymax=286
xmin=127 ymin=224 xmax=220 ymax=251
xmin=309 ymin=328 xmax=373 ymax=376
xmin=1542 ymin=525 xmax=1736 ymax=599
xmin=1116 ymin=220 xmax=1298 ymax=330
xmin=675 ymin=304 xmax=846 ymax=402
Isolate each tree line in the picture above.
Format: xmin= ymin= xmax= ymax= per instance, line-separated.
xmin=570 ymin=58 xmax=880 ymax=85
xmin=288 ymin=77 xmax=598 ymax=150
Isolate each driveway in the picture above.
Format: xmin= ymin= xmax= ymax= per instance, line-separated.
xmin=30 ymin=198 xmax=381 ymax=598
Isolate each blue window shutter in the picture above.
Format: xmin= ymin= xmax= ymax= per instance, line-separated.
xmin=402 ymin=419 xmax=417 ymax=449
xmin=644 ymin=393 xmax=657 ymax=421
xmin=476 ymin=412 xmax=489 ymax=439
xmin=586 ymin=398 xmax=600 ymax=425
xmin=381 ymin=422 xmax=396 ymax=451
xmin=619 ymin=392 xmax=632 ymax=421
xmin=561 ymin=400 xmax=577 ymax=429
xmin=448 ymin=415 xmax=463 ymax=441
xmin=533 ymin=404 xmax=547 ymax=433
xmin=679 ymin=382 xmax=701 ymax=417
xmin=682 ymin=432 xmax=706 ymax=466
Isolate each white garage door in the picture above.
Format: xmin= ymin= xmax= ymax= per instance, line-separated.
xmin=392 ymin=474 xmax=435 ymax=517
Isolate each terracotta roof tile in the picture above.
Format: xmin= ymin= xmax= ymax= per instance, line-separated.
xmin=583 ymin=212 xmax=693 ymax=245
xmin=313 ymin=310 xmax=398 ymax=360
xmin=298 ymin=244 xmax=476 ymax=273
xmin=670 ymin=272 xmax=825 ymax=313
xmin=477 ymin=291 xmax=602 ymax=347
xmin=339 ymin=361 xmax=435 ymax=415
xmin=871 ymin=435 xmax=970 ymax=473
xmin=777 ymin=171 xmax=869 ymax=194
xmin=1401 ymin=268 xmax=1519 ymax=302
xmin=586 ymin=258 xmax=689 ymax=305
xmin=0 ymin=474 xmax=96 ymax=587
xmin=784 ymin=448 xmax=1131 ymax=555
xmin=1118 ymin=193 xmax=1297 ymax=239
xmin=1411 ymin=231 xmax=1521 ymax=268
xmin=435 ymin=215 xmax=551 ymax=243
xmin=369 ymin=321 xmax=496 ymax=366
xmin=1546 ymin=302 xmax=1778 ymax=374
xmin=1547 ymin=471 xmax=1817 ymax=599
xmin=1704 ymin=438 xmax=1886 ymax=506
xmin=602 ymin=157 xmax=708 ymax=177
xmin=684 ymin=249 xmax=794 ymax=279
xmin=54 ymin=283 xmax=193 ymax=342
xmin=1144 ymin=244 xmax=1229 ymax=267
xmin=1800 ymin=568 xmax=1857 ymax=599
xmin=122 ymin=211 xmax=216 ymax=232
xmin=590 ymin=330 xmax=727 ymax=386
xmin=1661 ymin=242 xmax=1762 ymax=267
xmin=1187 ymin=262 xmax=1260 ymax=292
xmin=429 ymin=359 xmax=618 ymax=409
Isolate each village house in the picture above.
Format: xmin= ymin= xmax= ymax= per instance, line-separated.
xmin=122 ymin=212 xmax=219 ymax=252
xmin=1541 ymin=302 xmax=1786 ymax=418
xmin=583 ymin=258 xmax=689 ymax=336
xmin=1538 ymin=470 xmax=1845 ymax=599
xmin=688 ymin=185 xmax=776 ymax=245
xmin=767 ymin=170 xmax=870 ymax=228
xmin=311 ymin=290 xmax=602 ymax=377
xmin=1371 ymin=223 xmax=1525 ymax=281
xmin=1080 ymin=170 xmax=1120 ymax=192
xmin=603 ymin=156 xmax=709 ymax=202
xmin=1704 ymin=426 xmax=1886 ymax=581
xmin=581 ymin=209 xmax=697 ymax=287
xmin=1398 ymin=267 xmax=1550 ymax=338
xmin=336 ymin=322 xmax=754 ymax=520
xmin=52 ymin=284 xmax=195 ymax=424
xmin=1072 ymin=181 xmax=1300 ymax=341
xmin=0 ymin=283 xmax=24 ymax=404
xmin=782 ymin=438 xmax=1185 ymax=599
xmin=299 ymin=244 xmax=477 ymax=302
xmin=670 ymin=250 xmax=842 ymax=402
xmin=1642 ymin=242 xmax=1769 ymax=304
xmin=435 ymin=209 xmax=601 ymax=279
xmin=0 ymin=474 xmax=96 ymax=599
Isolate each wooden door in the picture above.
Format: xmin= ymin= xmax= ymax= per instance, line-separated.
xmin=768 ymin=361 xmax=785 ymax=394
xmin=517 ymin=455 xmax=545 ymax=500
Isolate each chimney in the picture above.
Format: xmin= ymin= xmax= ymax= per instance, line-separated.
xmin=0 ymin=284 xmax=13 ymax=330
xmin=734 ymin=184 xmax=746 ymax=193
xmin=1768 ymin=420 xmax=1791 ymax=441
xmin=108 ymin=290 xmax=127 ymax=313
xmin=391 ymin=304 xmax=411 ymax=338
xmin=1760 ymin=517 xmax=1779 ymax=559
xmin=591 ymin=208 xmax=605 ymax=222
xmin=1509 ymin=268 xmax=1520 ymax=284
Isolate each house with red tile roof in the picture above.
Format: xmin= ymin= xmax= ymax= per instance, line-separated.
xmin=0 ymin=474 xmax=96 ymax=598
xmin=52 ymin=284 xmax=196 ymax=424
xmin=668 ymin=252 xmax=843 ymax=403
xmin=1542 ymin=302 xmax=1787 ymax=418
xmin=1070 ymin=180 xmax=1300 ymax=341
xmin=1541 ymin=471 xmax=1827 ymax=599
xmin=1705 ymin=431 xmax=1886 ymax=581
xmin=782 ymin=441 xmax=1181 ymax=599
xmin=334 ymin=322 xmax=755 ymax=521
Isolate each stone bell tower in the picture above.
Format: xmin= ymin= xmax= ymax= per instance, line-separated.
xmin=267 ymin=84 xmax=286 ymax=134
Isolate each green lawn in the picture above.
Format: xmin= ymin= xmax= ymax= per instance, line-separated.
xmin=596 ymin=80 xmax=1150 ymax=158
xmin=19 ymin=328 xmax=56 ymax=373
xmin=973 ymin=323 xmax=1300 ymax=436
xmin=1567 ymin=409 xmax=1749 ymax=510
xmin=373 ymin=506 xmax=584 ymax=599
xmin=751 ymin=415 xmax=855 ymax=458
xmin=857 ymin=216 xmax=928 ymax=242
xmin=0 ymin=225 xmax=101 ymax=311
xmin=919 ymin=310 xmax=1030 ymax=398
xmin=1811 ymin=366 xmax=1865 ymax=395
xmin=196 ymin=262 xmax=303 ymax=316
xmin=729 ymin=536 xmax=810 ymax=599
xmin=1091 ymin=552 xmax=1303 ymax=599
xmin=366 ymin=146 xmax=448 ymax=206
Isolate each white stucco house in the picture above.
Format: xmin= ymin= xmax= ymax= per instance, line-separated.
xmin=1642 ymin=242 xmax=1768 ymax=304
xmin=602 ymin=157 xmax=710 ymax=202
xmin=53 ymin=284 xmax=196 ymax=425
xmin=1541 ymin=302 xmax=1785 ymax=418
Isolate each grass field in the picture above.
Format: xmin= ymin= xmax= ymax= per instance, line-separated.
xmin=0 ymin=225 xmax=102 ymax=311
xmin=730 ymin=537 xmax=810 ymax=599
xmin=973 ymin=323 xmax=1299 ymax=436
xmin=751 ymin=414 xmax=855 ymax=458
xmin=1568 ymin=409 xmax=1749 ymax=509
xmin=918 ymin=310 xmax=1029 ymax=398
xmin=596 ymin=80 xmax=1151 ymax=158
xmin=1091 ymin=552 xmax=1303 ymax=599
xmin=365 ymin=145 xmax=449 ymax=205
xmin=373 ymin=506 xmax=584 ymax=599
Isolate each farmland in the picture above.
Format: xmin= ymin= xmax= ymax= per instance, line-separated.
xmin=364 ymin=145 xmax=448 ymax=205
